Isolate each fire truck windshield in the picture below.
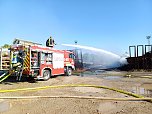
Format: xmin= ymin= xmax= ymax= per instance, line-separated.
xmin=69 ymin=53 xmax=75 ymax=59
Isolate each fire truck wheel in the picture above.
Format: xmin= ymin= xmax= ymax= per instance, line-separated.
xmin=66 ymin=67 xmax=72 ymax=76
xmin=43 ymin=70 xmax=50 ymax=81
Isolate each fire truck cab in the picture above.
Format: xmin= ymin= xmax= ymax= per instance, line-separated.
xmin=10 ymin=40 xmax=75 ymax=81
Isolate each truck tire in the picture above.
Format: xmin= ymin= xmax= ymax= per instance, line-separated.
xmin=43 ymin=70 xmax=50 ymax=81
xmin=65 ymin=67 xmax=72 ymax=76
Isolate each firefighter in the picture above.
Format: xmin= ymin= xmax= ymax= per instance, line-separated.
xmin=17 ymin=45 xmax=25 ymax=66
xmin=12 ymin=51 xmax=18 ymax=64
xmin=11 ymin=45 xmax=26 ymax=81
xmin=46 ymin=36 xmax=55 ymax=47
xmin=16 ymin=45 xmax=26 ymax=81
xmin=11 ymin=46 xmax=25 ymax=67
xmin=11 ymin=48 xmax=21 ymax=67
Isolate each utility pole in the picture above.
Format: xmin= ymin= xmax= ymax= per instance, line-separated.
xmin=74 ymin=40 xmax=78 ymax=70
xmin=146 ymin=36 xmax=151 ymax=52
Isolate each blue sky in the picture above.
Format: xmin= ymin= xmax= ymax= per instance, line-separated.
xmin=0 ymin=0 xmax=152 ymax=56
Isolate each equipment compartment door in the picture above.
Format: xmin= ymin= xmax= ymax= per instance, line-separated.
xmin=53 ymin=53 xmax=64 ymax=69
xmin=52 ymin=52 xmax=64 ymax=75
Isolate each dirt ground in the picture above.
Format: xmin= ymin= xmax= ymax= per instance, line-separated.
xmin=0 ymin=71 xmax=152 ymax=114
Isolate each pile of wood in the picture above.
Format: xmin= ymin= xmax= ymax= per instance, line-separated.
xmin=0 ymin=48 xmax=10 ymax=70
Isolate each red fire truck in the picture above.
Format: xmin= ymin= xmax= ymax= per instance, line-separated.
xmin=10 ymin=42 xmax=75 ymax=81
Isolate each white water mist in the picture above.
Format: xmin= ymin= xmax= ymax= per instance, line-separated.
xmin=62 ymin=44 xmax=127 ymax=69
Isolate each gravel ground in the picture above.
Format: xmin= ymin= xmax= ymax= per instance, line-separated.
xmin=0 ymin=71 xmax=152 ymax=114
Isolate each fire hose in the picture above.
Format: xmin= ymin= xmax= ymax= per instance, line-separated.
xmin=0 ymin=69 xmax=151 ymax=102
xmin=0 ymin=96 xmax=152 ymax=101
xmin=0 ymin=84 xmax=152 ymax=103
xmin=0 ymin=71 xmax=14 ymax=83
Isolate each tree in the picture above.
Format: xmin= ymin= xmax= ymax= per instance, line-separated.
xmin=2 ymin=44 xmax=10 ymax=48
